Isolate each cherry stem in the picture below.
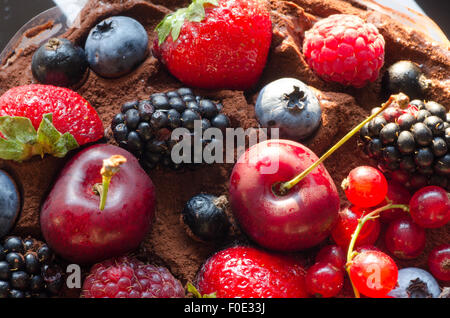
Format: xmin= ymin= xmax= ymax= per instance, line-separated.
xmin=98 ymin=155 xmax=127 ymax=211
xmin=277 ymin=93 xmax=409 ymax=196
xmin=345 ymin=203 xmax=410 ymax=298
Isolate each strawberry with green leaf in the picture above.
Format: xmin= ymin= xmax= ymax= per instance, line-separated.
xmin=0 ymin=84 xmax=104 ymax=161
xmin=154 ymin=0 xmax=272 ymax=90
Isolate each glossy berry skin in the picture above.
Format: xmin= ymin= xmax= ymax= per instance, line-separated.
xmin=0 ymin=171 xmax=20 ymax=238
xmin=388 ymin=267 xmax=441 ymax=298
xmin=195 ymin=246 xmax=308 ymax=298
xmin=342 ymin=166 xmax=388 ymax=208
xmin=428 ymin=244 xmax=450 ymax=281
xmin=303 ymin=14 xmax=385 ymax=87
xmin=305 ymin=262 xmax=343 ymax=298
xmin=316 ymin=245 xmax=346 ymax=270
xmin=331 ymin=206 xmax=381 ymax=249
xmin=378 ymin=181 xmax=411 ymax=223
xmin=154 ymin=0 xmax=272 ymax=90
xmin=0 ymin=84 xmax=103 ymax=146
xmin=382 ymin=61 xmax=429 ymax=99
xmin=409 ymin=186 xmax=450 ymax=228
xmin=81 ymin=256 xmax=184 ymax=298
xmin=85 ymin=16 xmax=148 ymax=78
xmin=255 ymin=78 xmax=322 ymax=141
xmin=32 ymin=38 xmax=88 ymax=87
xmin=182 ymin=194 xmax=230 ymax=242
xmin=349 ymin=250 xmax=398 ymax=298
xmin=40 ymin=144 xmax=156 ymax=264
xmin=229 ymin=140 xmax=340 ymax=251
xmin=384 ymin=217 xmax=426 ymax=260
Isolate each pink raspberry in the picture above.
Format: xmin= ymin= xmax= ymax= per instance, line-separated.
xmin=81 ymin=256 xmax=185 ymax=298
xmin=303 ymin=14 xmax=385 ymax=88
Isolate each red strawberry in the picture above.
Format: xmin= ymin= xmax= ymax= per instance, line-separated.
xmin=0 ymin=84 xmax=103 ymax=161
xmin=193 ymin=246 xmax=308 ymax=298
xmin=154 ymin=0 xmax=272 ymax=90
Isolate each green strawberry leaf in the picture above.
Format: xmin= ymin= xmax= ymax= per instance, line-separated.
xmin=156 ymin=0 xmax=219 ymax=45
xmin=0 ymin=114 xmax=79 ymax=162
xmin=186 ymin=283 xmax=217 ymax=298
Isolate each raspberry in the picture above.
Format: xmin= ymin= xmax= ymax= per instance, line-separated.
xmin=81 ymin=256 xmax=185 ymax=298
xmin=303 ymin=14 xmax=385 ymax=88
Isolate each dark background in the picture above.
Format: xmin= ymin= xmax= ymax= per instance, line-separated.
xmin=0 ymin=0 xmax=449 ymax=52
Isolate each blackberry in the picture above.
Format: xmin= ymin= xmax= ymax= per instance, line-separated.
xmin=111 ymin=88 xmax=231 ymax=170
xmin=0 ymin=236 xmax=63 ymax=298
xmin=360 ymin=97 xmax=450 ymax=190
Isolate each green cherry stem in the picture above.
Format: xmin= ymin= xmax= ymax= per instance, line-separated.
xmin=97 ymin=155 xmax=127 ymax=211
xmin=345 ymin=203 xmax=410 ymax=298
xmin=277 ymin=93 xmax=409 ymax=196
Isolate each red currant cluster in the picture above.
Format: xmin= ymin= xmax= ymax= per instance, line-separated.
xmin=333 ymin=165 xmax=450 ymax=298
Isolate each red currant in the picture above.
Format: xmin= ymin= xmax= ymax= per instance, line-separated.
xmin=331 ymin=206 xmax=381 ymax=249
xmin=409 ymin=186 xmax=450 ymax=228
xmin=305 ymin=262 xmax=344 ymax=298
xmin=342 ymin=166 xmax=388 ymax=208
xmin=384 ymin=217 xmax=426 ymax=260
xmin=378 ymin=180 xmax=411 ymax=223
xmin=428 ymin=244 xmax=450 ymax=281
xmin=316 ymin=245 xmax=346 ymax=270
xmin=349 ymin=250 xmax=398 ymax=298
xmin=355 ymin=245 xmax=381 ymax=253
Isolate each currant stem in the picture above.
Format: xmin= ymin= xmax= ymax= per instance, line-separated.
xmin=277 ymin=94 xmax=408 ymax=196
xmin=98 ymin=155 xmax=127 ymax=211
xmin=345 ymin=203 xmax=410 ymax=298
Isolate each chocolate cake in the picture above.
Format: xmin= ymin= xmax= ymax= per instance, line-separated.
xmin=0 ymin=0 xmax=448 ymax=297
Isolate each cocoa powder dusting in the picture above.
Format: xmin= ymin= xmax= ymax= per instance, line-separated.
xmin=0 ymin=0 xmax=448 ymax=297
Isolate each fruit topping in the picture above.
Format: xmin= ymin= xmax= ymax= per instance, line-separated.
xmin=194 ymin=246 xmax=308 ymax=298
xmin=182 ymin=194 xmax=231 ymax=242
xmin=382 ymin=61 xmax=430 ymax=99
xmin=303 ymin=14 xmax=385 ymax=88
xmin=0 ymin=170 xmax=20 ymax=238
xmin=255 ymin=78 xmax=322 ymax=140
xmin=31 ymin=38 xmax=88 ymax=87
xmin=315 ymin=245 xmax=346 ymax=270
xmin=81 ymin=256 xmax=184 ymax=298
xmin=428 ymin=244 xmax=450 ymax=281
xmin=111 ymin=89 xmax=230 ymax=171
xmin=40 ymin=144 xmax=156 ymax=264
xmin=0 ymin=84 xmax=103 ymax=161
xmin=409 ymin=186 xmax=450 ymax=228
xmin=85 ymin=16 xmax=149 ymax=78
xmin=384 ymin=217 xmax=426 ymax=260
xmin=0 ymin=236 xmax=63 ymax=298
xmin=305 ymin=262 xmax=344 ymax=298
xmin=388 ymin=267 xmax=441 ymax=298
xmin=154 ymin=0 xmax=272 ymax=90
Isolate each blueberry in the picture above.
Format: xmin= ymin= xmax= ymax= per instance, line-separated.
xmin=31 ymin=38 xmax=88 ymax=87
xmin=182 ymin=194 xmax=230 ymax=242
xmin=181 ymin=109 xmax=201 ymax=131
xmin=85 ymin=16 xmax=148 ymax=78
xmin=0 ymin=171 xmax=20 ymax=238
xmin=3 ymin=237 xmax=24 ymax=254
xmin=198 ymin=99 xmax=219 ymax=119
xmin=255 ymin=78 xmax=322 ymax=140
xmin=210 ymin=114 xmax=230 ymax=132
xmin=382 ymin=61 xmax=430 ymax=99
xmin=388 ymin=268 xmax=441 ymax=298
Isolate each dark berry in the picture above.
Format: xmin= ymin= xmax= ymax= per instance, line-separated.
xmin=126 ymin=131 xmax=143 ymax=153
xmin=0 ymin=281 xmax=9 ymax=298
xmin=368 ymin=116 xmax=387 ymax=136
xmin=397 ymin=113 xmax=416 ymax=131
xmin=201 ymin=118 xmax=211 ymax=131
xmin=182 ymin=95 xmax=196 ymax=103
xmin=29 ymin=275 xmax=44 ymax=292
xmin=182 ymin=109 xmax=201 ymax=130
xmin=425 ymin=101 xmax=447 ymax=121
xmin=431 ymin=137 xmax=448 ymax=157
xmin=382 ymin=60 xmax=429 ymax=99
xmin=151 ymin=110 xmax=169 ymax=129
xmin=410 ymin=99 xmax=426 ymax=110
xmin=42 ymin=265 xmax=63 ymax=295
xmin=0 ymin=262 xmax=10 ymax=280
xmin=169 ymin=97 xmax=185 ymax=113
xmin=412 ymin=123 xmax=433 ymax=146
xmin=0 ymin=173 xmax=21 ymax=238
xmin=136 ymin=122 xmax=153 ymax=142
xmin=121 ymin=100 xmax=138 ymax=113
xmin=360 ymin=123 xmax=370 ymax=140
xmin=24 ymin=253 xmax=40 ymax=275
xmin=211 ymin=114 xmax=231 ymax=131
xmin=9 ymin=289 xmax=24 ymax=298
xmin=167 ymin=109 xmax=182 ymax=129
xmin=6 ymin=253 xmax=24 ymax=271
xmin=138 ymin=100 xmax=155 ymax=121
xmin=113 ymin=123 xmax=128 ymax=143
xmin=3 ymin=237 xmax=24 ymax=254
xmin=166 ymin=91 xmax=180 ymax=99
xmin=10 ymin=271 xmax=29 ymax=291
xmin=424 ymin=116 xmax=445 ymax=136
xmin=145 ymin=140 xmax=167 ymax=154
xmin=368 ymin=138 xmax=383 ymax=157
xmin=85 ymin=16 xmax=148 ymax=78
xmin=379 ymin=123 xmax=400 ymax=144
xmin=37 ymin=245 xmax=52 ymax=265
xmin=435 ymin=154 xmax=450 ymax=175
xmin=383 ymin=146 xmax=401 ymax=163
xmin=400 ymin=156 xmax=416 ymax=172
xmin=199 ymin=99 xmax=219 ymax=119
xmin=416 ymin=109 xmax=431 ymax=122
xmin=186 ymin=100 xmax=200 ymax=113
xmin=31 ymin=38 xmax=88 ymax=87
xmin=182 ymin=194 xmax=230 ymax=242
xmin=124 ymin=109 xmax=140 ymax=130
xmin=177 ymin=88 xmax=194 ymax=96
xmin=151 ymin=94 xmax=170 ymax=110
xmin=111 ymin=113 xmax=125 ymax=129
xmin=397 ymin=131 xmax=416 ymax=154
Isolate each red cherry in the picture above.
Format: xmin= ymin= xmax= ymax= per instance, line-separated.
xmin=343 ymin=166 xmax=388 ymax=208
xmin=229 ymin=140 xmax=339 ymax=251
xmin=379 ymin=180 xmax=411 ymax=223
xmin=409 ymin=186 xmax=450 ymax=228
xmin=384 ymin=217 xmax=426 ymax=260
xmin=305 ymin=262 xmax=344 ymax=298
xmin=349 ymin=250 xmax=398 ymax=298
xmin=355 ymin=245 xmax=382 ymax=254
xmin=331 ymin=206 xmax=381 ymax=249
xmin=316 ymin=245 xmax=346 ymax=270
xmin=428 ymin=244 xmax=450 ymax=281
